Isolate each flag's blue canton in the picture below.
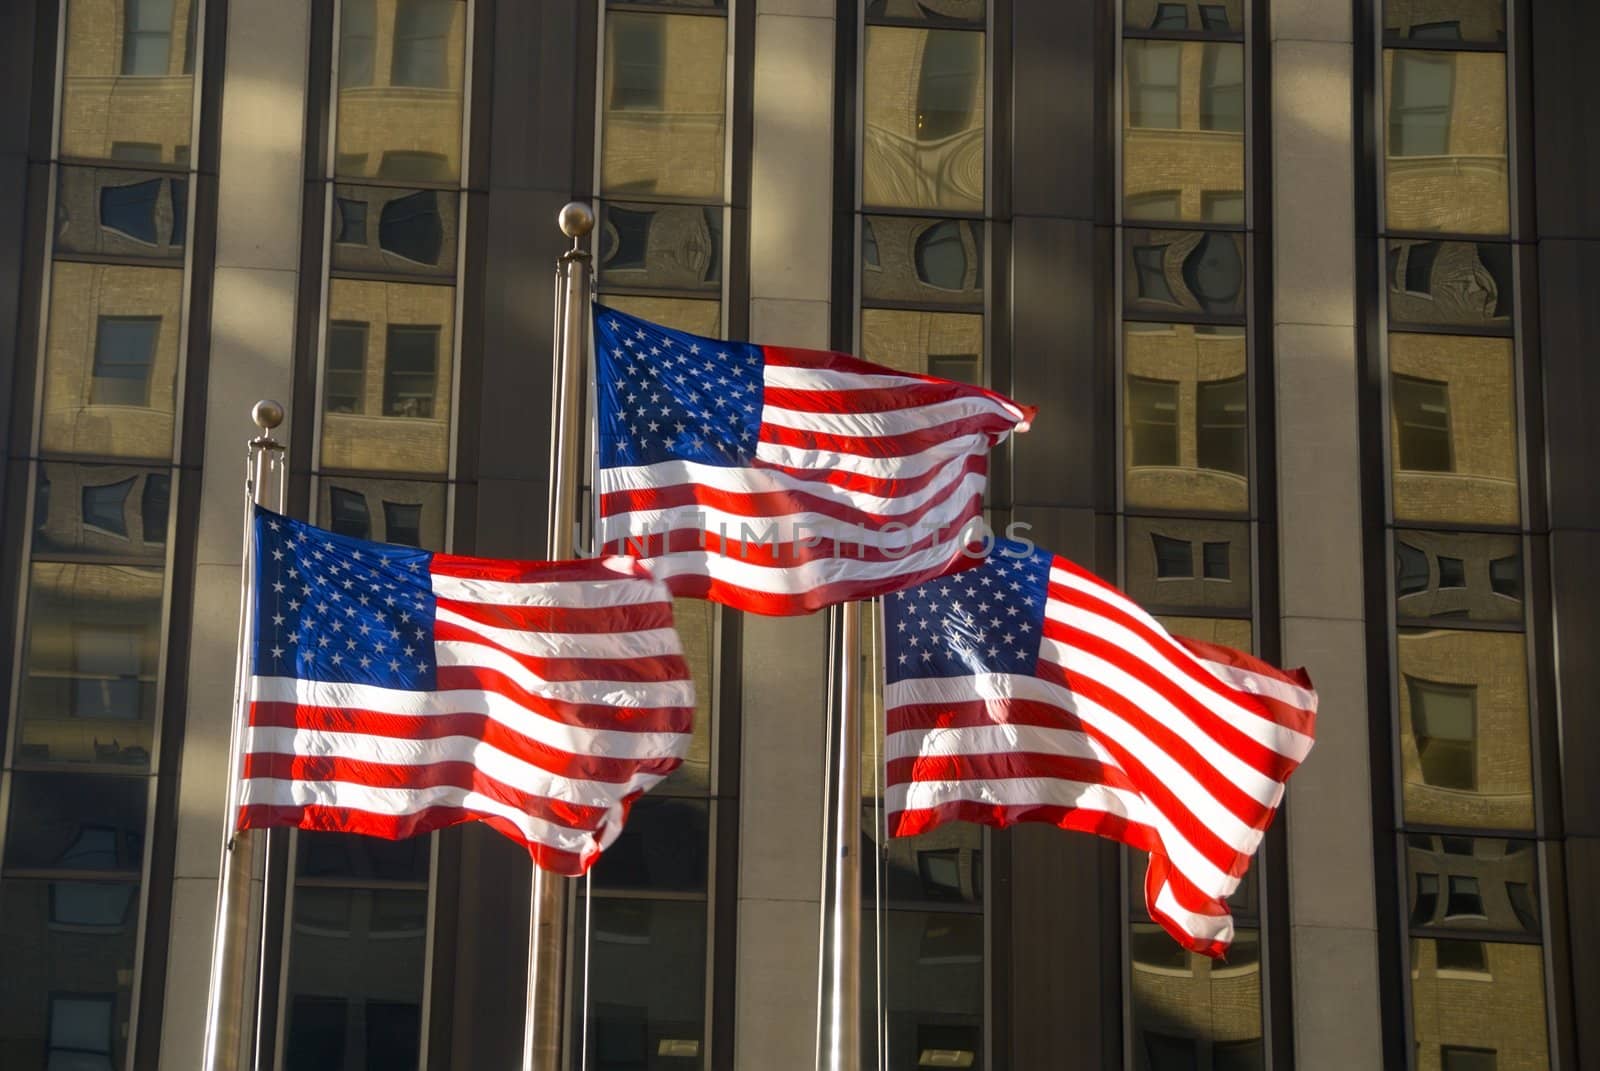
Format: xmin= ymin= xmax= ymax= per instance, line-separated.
xmin=594 ymin=304 xmax=765 ymax=470
xmin=252 ymin=507 xmax=439 ymax=691
xmin=884 ymin=538 xmax=1054 ymax=684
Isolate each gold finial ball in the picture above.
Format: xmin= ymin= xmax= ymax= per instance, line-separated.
xmin=558 ymin=201 xmax=596 ymax=239
xmin=252 ymin=399 xmax=286 ymax=431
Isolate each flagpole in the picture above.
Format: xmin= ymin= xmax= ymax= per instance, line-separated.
xmin=201 ymin=400 xmax=287 ymax=1071
xmin=523 ymin=201 xmax=594 ymax=1071
xmin=817 ymin=599 xmax=863 ymax=1071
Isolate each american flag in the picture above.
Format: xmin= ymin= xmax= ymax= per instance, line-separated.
xmin=594 ymin=305 xmax=1034 ymax=616
xmin=237 ymin=507 xmax=695 ymax=875
xmin=883 ymin=539 xmax=1316 ymax=954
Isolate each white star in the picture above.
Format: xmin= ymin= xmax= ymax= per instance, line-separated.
xmin=417 ymin=661 xmax=429 ymax=672
xmin=288 ymin=598 xmax=301 ymax=611
xmin=317 ymin=635 xmax=330 ymax=648
xmin=389 ymin=659 xmax=401 ymax=671
xmin=272 ymin=613 xmax=285 ymax=626
xmin=331 ymin=653 xmax=342 ymax=665
xmin=268 ymin=520 xmax=280 ymax=531
xmin=272 ymin=548 xmax=284 ymax=561
xmin=270 ymin=645 xmax=284 ymax=659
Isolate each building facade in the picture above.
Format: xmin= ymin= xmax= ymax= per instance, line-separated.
xmin=0 ymin=1 xmax=1596 ymax=1069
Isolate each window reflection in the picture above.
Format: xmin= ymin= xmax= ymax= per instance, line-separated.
xmin=1387 ymin=241 xmax=1512 ymax=331
xmin=602 ymin=295 xmax=721 ymax=338
xmin=335 ymin=0 xmax=466 ymax=183
xmin=1398 ymin=629 xmax=1532 ymax=830
xmin=1384 ymin=50 xmax=1508 ymax=234
xmin=56 ymin=166 xmax=189 ymax=260
xmin=316 ymin=478 xmax=447 ymax=550
xmin=602 ymin=13 xmax=727 ymax=201
xmin=867 ymin=0 xmax=985 ymax=23
xmin=59 ymin=0 xmax=198 ymax=163
xmin=1410 ymin=940 xmax=1547 ymax=1069
xmin=42 ymin=263 xmax=184 ymax=461
xmin=1123 ymin=324 xmax=1248 ymax=513
xmin=591 ymin=798 xmax=710 ymax=894
xmin=330 ymin=185 xmax=458 ymax=277
xmin=1124 ymin=230 xmax=1246 ymax=319
xmin=1153 ymin=615 xmax=1252 ymax=651
xmin=1125 ymin=0 xmax=1243 ymax=34
xmin=1393 ymin=531 xmax=1522 ymax=625
xmin=1384 ymin=0 xmax=1505 ymax=45
xmin=864 ymin=27 xmax=986 ymax=212
xmin=861 ymin=309 xmax=983 ymax=380
xmin=862 ymin=216 xmax=984 ymax=307
xmin=1388 ymin=334 xmax=1518 ymax=527
xmin=1124 ymin=42 xmax=1245 ymax=223
xmin=598 ymin=202 xmax=723 ymax=293
xmin=32 ymin=463 xmax=171 ymax=561
xmin=1125 ymin=518 xmax=1251 ymax=614
xmin=659 ymin=598 xmax=715 ymax=796
xmin=576 ymin=898 xmax=708 ymax=1070
xmin=320 ymin=279 xmax=455 ymax=475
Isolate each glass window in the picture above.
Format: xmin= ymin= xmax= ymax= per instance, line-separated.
xmin=325 ymin=321 xmax=368 ymax=415
xmin=1199 ymin=4 xmax=1238 ymax=32
xmin=0 ymin=879 xmax=139 ymax=1068
xmin=867 ymin=0 xmax=984 ymax=22
xmin=1134 ymin=244 xmax=1177 ymax=304
xmin=378 ymin=189 xmax=445 ymax=266
xmin=336 ymin=197 xmax=368 ymax=244
xmin=335 ymin=0 xmax=463 ymax=183
xmin=861 ymin=309 xmax=984 ymax=379
xmin=140 ymin=471 xmax=170 ymax=545
xmin=1444 ymin=875 xmax=1485 ymax=920
xmin=1411 ymin=940 xmax=1547 ymax=1067
xmin=1389 ymin=334 xmax=1518 ymax=527
xmin=56 ymin=168 xmax=186 ymax=260
xmin=81 ymin=477 xmax=135 ymax=537
xmin=340 ymin=0 xmax=376 ymax=87
xmin=1125 ymin=230 xmax=1246 ymax=319
xmin=575 ymin=898 xmax=708 ymax=1069
xmin=1125 ymin=42 xmax=1245 ymax=223
xmin=602 ymin=13 xmax=728 ymax=201
xmin=1441 ymin=1048 xmax=1499 ymax=1071
xmin=1130 ymin=919 xmax=1263 ymax=1069
xmin=1399 ymin=629 xmax=1531 ymax=829
xmin=1127 ymin=519 xmax=1251 ymax=614
xmin=863 ymin=27 xmax=985 ymax=212
xmin=1128 ymin=376 xmax=1179 ymax=467
xmin=316 ymin=478 xmax=448 ymax=551
xmin=1385 ymin=0 xmax=1505 ymax=45
xmin=392 ymin=0 xmax=455 ymax=88
xmin=1407 ymin=836 xmax=1543 ymax=937
xmin=18 ymin=563 xmax=164 ymax=767
xmin=91 ymin=317 xmax=159 ymax=407
xmin=1153 ymin=615 xmax=1253 ymax=651
xmin=659 ymin=598 xmax=715 ymax=796
xmin=4 ymin=774 xmax=147 ymax=870
xmin=1150 ymin=3 xmax=1188 ymax=29
xmin=862 ymin=216 xmax=983 ymax=307
xmin=602 ymin=295 xmax=721 ymax=338
xmin=100 ymin=178 xmax=163 ymax=245
xmin=591 ymin=799 xmax=709 ymax=894
xmin=1196 ymin=375 xmax=1247 ymax=477
xmin=1385 ymin=50 xmax=1508 ymax=234
xmin=1387 ymin=240 xmax=1513 ymax=331
xmin=43 ymin=263 xmax=184 ymax=460
xmin=332 ymin=185 xmax=458 ymax=278
xmin=1397 ymin=540 xmax=1430 ymax=596
xmin=598 ymin=202 xmax=722 ymax=293
xmin=169 ymin=175 xmax=187 ymax=246
xmin=320 ymin=280 xmax=454 ymax=475
xmin=122 ymin=0 xmax=175 ymax=76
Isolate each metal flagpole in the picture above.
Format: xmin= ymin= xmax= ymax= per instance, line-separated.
xmin=523 ymin=201 xmax=595 ymax=1071
xmin=817 ymin=599 xmax=863 ymax=1071
xmin=202 ymin=400 xmax=287 ymax=1071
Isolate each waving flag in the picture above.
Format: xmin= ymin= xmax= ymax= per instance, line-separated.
xmin=594 ymin=305 xmax=1034 ymax=616
xmin=238 ymin=508 xmax=694 ymax=875
xmin=883 ymin=539 xmax=1316 ymax=955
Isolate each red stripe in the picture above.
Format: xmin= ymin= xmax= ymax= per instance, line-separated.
xmin=763 ymin=381 xmax=1009 ymax=416
xmin=649 ymin=556 xmax=985 ymax=616
xmin=599 ymin=462 xmax=981 ymax=530
xmin=887 ymin=800 xmax=1159 ymax=856
xmin=753 ymin=451 xmax=988 ymax=500
xmin=885 ymin=695 xmax=1090 ymax=736
xmin=1039 ymin=615 xmax=1305 ymax=784
xmin=434 ymin=664 xmax=693 ymax=732
xmin=433 ymin=619 xmax=691 ymax=685
xmin=237 ymin=803 xmax=592 ymax=875
xmin=1173 ymin=636 xmax=1318 ymax=738
xmin=759 ymin=344 xmax=1037 ymax=429
xmin=247 ymin=701 xmax=688 ymax=782
xmin=429 ymin=553 xmax=652 ymax=584
xmin=434 ymin=596 xmax=677 ymax=636
xmin=885 ymin=750 xmax=1142 ymax=796
xmin=241 ymin=752 xmax=623 ymax=830
xmin=1146 ymin=852 xmax=1233 ymax=958
xmin=600 ymin=497 xmax=983 ymax=568
xmin=759 ymin=409 xmax=1025 ymax=459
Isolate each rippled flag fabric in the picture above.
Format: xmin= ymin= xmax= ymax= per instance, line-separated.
xmin=883 ymin=539 xmax=1317 ymax=955
xmin=594 ymin=305 xmax=1034 ymax=616
xmin=239 ymin=507 xmax=695 ymax=875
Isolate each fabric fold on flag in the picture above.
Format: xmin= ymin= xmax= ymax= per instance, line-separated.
xmin=238 ymin=507 xmax=694 ymax=876
xmin=594 ymin=305 xmax=1035 ymax=616
xmin=882 ymin=538 xmax=1316 ymax=956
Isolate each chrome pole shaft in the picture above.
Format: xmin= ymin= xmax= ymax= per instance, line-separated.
xmin=818 ymin=600 xmax=864 ymax=1071
xmin=523 ymin=202 xmax=594 ymax=1071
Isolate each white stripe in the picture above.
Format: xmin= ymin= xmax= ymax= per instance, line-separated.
xmin=762 ymin=365 xmax=926 ymax=392
xmin=245 ymin=725 xmax=682 ymax=812
xmin=435 ymin=605 xmax=685 ymax=661
xmin=250 ymin=675 xmax=689 ymax=760
xmin=599 ymin=453 xmax=977 ymax=515
xmin=596 ymin=476 xmax=985 ymax=550
xmin=629 ymin=533 xmax=982 ymax=596
xmin=1198 ymin=657 xmax=1319 ymax=714
xmin=754 ymin=431 xmax=998 ymax=480
xmin=762 ymin=393 xmax=1020 ymax=440
xmin=885 ymin=776 xmax=1154 ymax=829
xmin=884 ymin=723 xmax=1118 ymax=767
xmin=1151 ymin=880 xmax=1234 ymax=947
xmin=430 ymin=572 xmax=670 ymax=608
xmin=433 ymin=640 xmax=695 ymax=708
xmin=239 ymin=777 xmax=608 ymax=857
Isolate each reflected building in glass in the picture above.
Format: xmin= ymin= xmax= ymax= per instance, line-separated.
xmin=1 ymin=1 xmax=1596 ymax=1069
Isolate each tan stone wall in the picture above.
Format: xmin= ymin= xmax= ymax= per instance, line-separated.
xmin=1389 ymin=332 xmax=1518 ymax=527
xmin=40 ymin=262 xmax=185 ymax=461
xmin=59 ymin=0 xmax=198 ymax=163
